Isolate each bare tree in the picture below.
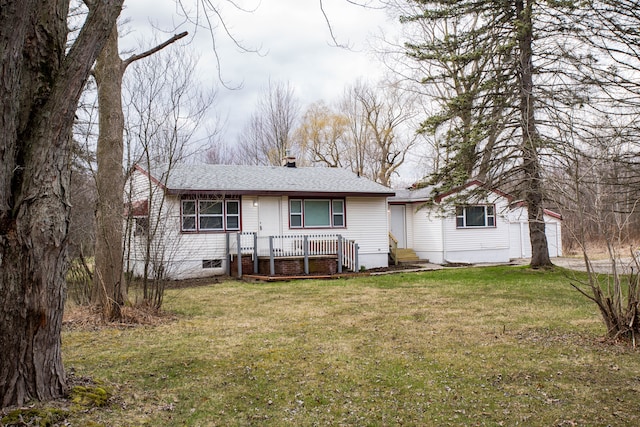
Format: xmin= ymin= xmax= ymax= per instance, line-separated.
xmin=235 ymin=80 xmax=300 ymax=165
xmin=0 ymin=0 xmax=123 ymax=407
xmin=123 ymin=44 xmax=218 ymax=308
xmin=550 ymin=115 xmax=640 ymax=344
xmin=67 ymin=164 xmax=98 ymax=306
xmin=348 ymin=80 xmax=418 ymax=186
xmin=296 ymin=101 xmax=349 ymax=168
xmin=341 ymin=81 xmax=373 ymax=177
xmin=294 ymin=79 xmax=417 ymax=186
xmin=204 ymin=139 xmax=236 ymax=165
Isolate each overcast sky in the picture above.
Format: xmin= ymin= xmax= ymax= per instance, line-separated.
xmin=120 ymin=0 xmax=396 ymax=146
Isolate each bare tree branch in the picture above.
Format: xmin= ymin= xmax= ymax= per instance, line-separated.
xmin=123 ymin=31 xmax=188 ymax=69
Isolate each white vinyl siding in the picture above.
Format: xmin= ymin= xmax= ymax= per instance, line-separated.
xmin=411 ymin=207 xmax=445 ymax=263
xmin=339 ymin=197 xmax=389 ymax=268
xmin=508 ymin=208 xmax=563 ymax=258
xmin=275 ymin=196 xmax=389 ymax=269
xmin=126 ymin=167 xmax=392 ymax=278
xmin=406 ymin=193 xmax=512 ymax=264
xmin=446 ymin=198 xmax=510 ymax=263
xmin=126 ymin=192 xmax=230 ymax=279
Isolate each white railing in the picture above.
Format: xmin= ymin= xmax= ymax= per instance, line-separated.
xmin=340 ymin=237 xmax=359 ymax=272
xmin=229 ymin=231 xmax=256 ymax=255
xmin=228 ymin=232 xmax=359 ymax=274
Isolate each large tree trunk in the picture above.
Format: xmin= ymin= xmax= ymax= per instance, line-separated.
xmin=90 ymin=27 xmax=187 ymax=321
xmin=93 ymin=26 xmax=126 ymax=321
xmin=0 ymin=0 xmax=123 ymax=407
xmin=516 ymin=0 xmax=552 ymax=268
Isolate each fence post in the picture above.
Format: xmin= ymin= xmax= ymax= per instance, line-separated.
xmin=269 ymin=236 xmax=275 ymax=276
xmin=337 ymin=235 xmax=343 ymax=274
xmin=355 ymin=243 xmax=359 ymax=272
xmin=253 ymin=232 xmax=258 ymax=274
xmin=303 ymin=235 xmax=309 ymax=275
xmin=236 ymin=233 xmax=242 ymax=278
xmin=226 ymin=233 xmax=231 ymax=276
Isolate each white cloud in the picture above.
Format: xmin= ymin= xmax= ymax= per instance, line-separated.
xmin=120 ymin=0 xmax=394 ymax=144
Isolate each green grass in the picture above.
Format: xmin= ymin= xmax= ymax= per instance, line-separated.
xmin=61 ymin=266 xmax=640 ymax=426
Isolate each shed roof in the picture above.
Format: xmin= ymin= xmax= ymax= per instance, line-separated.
xmin=389 ymin=180 xmax=512 ymax=203
xmin=388 ymin=186 xmax=436 ymax=203
xmin=389 ymin=180 xmax=562 ymax=219
xmin=137 ymin=163 xmax=395 ymax=197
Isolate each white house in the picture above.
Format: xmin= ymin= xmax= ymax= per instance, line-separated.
xmin=388 ymin=180 xmax=562 ymax=264
xmin=126 ymin=161 xmax=395 ymax=279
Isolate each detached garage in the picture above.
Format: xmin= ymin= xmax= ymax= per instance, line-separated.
xmin=389 ymin=180 xmax=563 ymax=264
xmin=508 ymin=207 xmax=563 ymax=258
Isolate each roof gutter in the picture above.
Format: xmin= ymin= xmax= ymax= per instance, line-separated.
xmin=164 ymin=189 xmax=396 ymax=198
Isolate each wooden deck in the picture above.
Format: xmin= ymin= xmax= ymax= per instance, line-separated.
xmin=240 ymin=271 xmax=367 ymax=282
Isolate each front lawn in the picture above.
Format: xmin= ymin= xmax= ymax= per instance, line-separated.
xmin=60 ymin=266 xmax=639 ymax=426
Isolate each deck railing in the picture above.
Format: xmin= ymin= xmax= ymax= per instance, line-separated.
xmin=228 ymin=232 xmax=359 ymax=276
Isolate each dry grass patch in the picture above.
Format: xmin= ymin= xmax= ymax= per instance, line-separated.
xmin=63 ymin=303 xmax=176 ymax=331
xmin=60 ymin=266 xmax=640 ymax=426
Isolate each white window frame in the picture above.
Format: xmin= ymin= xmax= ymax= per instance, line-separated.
xmin=181 ymin=197 xmax=241 ymax=232
xmin=181 ymin=200 xmax=197 ymax=231
xmin=133 ymin=216 xmax=149 ymax=236
xmin=289 ymin=198 xmax=346 ymax=229
xmin=199 ymin=200 xmax=224 ymax=231
xmin=456 ymin=205 xmax=496 ymax=228
xmin=224 ymin=200 xmax=240 ymax=231
xmin=332 ymin=200 xmax=344 ymax=227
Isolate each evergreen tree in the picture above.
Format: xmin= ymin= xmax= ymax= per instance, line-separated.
xmin=394 ymin=0 xmax=587 ymax=267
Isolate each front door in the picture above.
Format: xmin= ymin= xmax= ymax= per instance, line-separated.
xmin=389 ymin=204 xmax=406 ymax=248
xmin=258 ymin=196 xmax=282 ymax=237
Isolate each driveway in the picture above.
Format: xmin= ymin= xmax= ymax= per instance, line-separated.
xmin=550 ymin=257 xmax=637 ymax=275
xmin=374 ymin=257 xmax=638 ymax=276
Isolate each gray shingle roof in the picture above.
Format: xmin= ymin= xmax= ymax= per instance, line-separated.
xmin=142 ymin=163 xmax=395 ymax=197
xmin=389 ymin=186 xmax=435 ymax=202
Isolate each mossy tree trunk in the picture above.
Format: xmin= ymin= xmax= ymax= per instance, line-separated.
xmin=0 ymin=0 xmax=124 ymax=408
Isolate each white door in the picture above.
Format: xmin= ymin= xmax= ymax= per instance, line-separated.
xmin=258 ymin=197 xmax=281 ymax=237
xmin=389 ymin=205 xmax=406 ymax=248
xmin=509 ymin=222 xmax=529 ymax=258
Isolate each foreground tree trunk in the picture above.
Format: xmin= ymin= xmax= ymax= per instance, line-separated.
xmin=516 ymin=0 xmax=552 ymax=268
xmin=0 ymin=0 xmax=123 ymax=407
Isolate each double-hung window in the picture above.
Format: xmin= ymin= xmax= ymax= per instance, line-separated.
xmin=456 ymin=205 xmax=495 ymax=228
xmin=182 ymin=200 xmax=197 ymax=231
xmin=199 ymin=200 xmax=223 ymax=230
xmin=289 ymin=198 xmax=345 ymax=228
xmin=181 ymin=198 xmax=240 ymax=232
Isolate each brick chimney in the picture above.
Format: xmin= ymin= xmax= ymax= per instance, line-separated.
xmin=282 ymin=151 xmax=296 ymax=168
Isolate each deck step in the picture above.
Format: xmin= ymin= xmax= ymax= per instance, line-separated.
xmin=394 ymin=248 xmax=421 ymax=263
